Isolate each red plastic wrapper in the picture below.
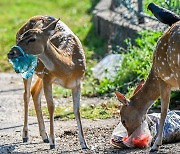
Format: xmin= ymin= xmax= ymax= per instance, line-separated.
xmin=122 ymin=120 xmax=152 ymax=148
xmin=123 ymin=134 xmax=151 ymax=148
xmin=111 ymin=120 xmax=152 ymax=148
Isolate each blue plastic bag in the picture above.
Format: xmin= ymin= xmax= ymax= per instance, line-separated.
xmin=9 ymin=46 xmax=37 ymax=79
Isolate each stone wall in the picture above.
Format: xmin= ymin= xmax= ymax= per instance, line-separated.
xmin=93 ymin=0 xmax=166 ymax=50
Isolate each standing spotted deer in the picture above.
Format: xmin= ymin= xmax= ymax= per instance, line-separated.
xmin=8 ymin=16 xmax=88 ymax=149
xmin=115 ymin=10 xmax=180 ymax=152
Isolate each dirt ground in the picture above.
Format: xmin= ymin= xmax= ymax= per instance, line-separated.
xmin=0 ymin=73 xmax=180 ymax=154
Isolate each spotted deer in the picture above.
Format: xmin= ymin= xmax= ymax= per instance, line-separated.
xmin=115 ymin=17 xmax=180 ymax=151
xmin=8 ymin=16 xmax=88 ymax=149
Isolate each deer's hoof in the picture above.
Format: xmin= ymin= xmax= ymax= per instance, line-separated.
xmin=23 ymin=137 xmax=29 ymax=143
xmin=50 ymin=144 xmax=55 ymax=149
xmin=150 ymin=148 xmax=158 ymax=152
xmin=81 ymin=144 xmax=89 ymax=150
xmin=82 ymin=147 xmax=89 ymax=150
xmin=43 ymin=139 xmax=49 ymax=143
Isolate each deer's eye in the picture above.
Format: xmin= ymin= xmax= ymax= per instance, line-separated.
xmin=27 ymin=38 xmax=36 ymax=44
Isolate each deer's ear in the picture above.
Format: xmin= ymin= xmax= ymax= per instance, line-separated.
xmin=42 ymin=18 xmax=60 ymax=34
xmin=115 ymin=91 xmax=129 ymax=106
xmin=133 ymin=79 xmax=145 ymax=95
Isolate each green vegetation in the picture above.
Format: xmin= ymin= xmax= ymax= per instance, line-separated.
xmin=144 ymin=0 xmax=179 ymax=15
xmin=29 ymin=101 xmax=120 ymax=120
xmin=0 ymin=0 xmax=105 ymax=72
xmin=97 ymin=30 xmax=162 ymax=97
xmin=1 ymin=0 xmax=179 ymax=119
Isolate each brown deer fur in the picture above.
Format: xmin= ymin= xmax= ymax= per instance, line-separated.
xmin=8 ymin=16 xmax=88 ymax=149
xmin=116 ymin=21 xmax=180 ymax=151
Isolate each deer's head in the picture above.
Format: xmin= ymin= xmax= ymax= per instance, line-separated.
xmin=8 ymin=19 xmax=59 ymax=58
xmin=115 ymin=80 xmax=145 ymax=136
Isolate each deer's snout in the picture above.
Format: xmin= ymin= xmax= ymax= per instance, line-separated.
xmin=8 ymin=48 xmax=22 ymax=59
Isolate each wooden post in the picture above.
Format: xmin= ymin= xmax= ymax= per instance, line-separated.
xmin=138 ymin=0 xmax=145 ymax=24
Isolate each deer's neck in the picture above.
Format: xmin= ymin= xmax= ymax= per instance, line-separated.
xmin=38 ymin=44 xmax=56 ymax=71
xmin=38 ymin=40 xmax=73 ymax=72
xmin=131 ymin=69 xmax=160 ymax=114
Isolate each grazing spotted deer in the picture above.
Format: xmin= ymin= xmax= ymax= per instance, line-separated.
xmin=8 ymin=16 xmax=88 ymax=149
xmin=115 ymin=13 xmax=180 ymax=151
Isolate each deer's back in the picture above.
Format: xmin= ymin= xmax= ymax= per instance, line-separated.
xmin=16 ymin=16 xmax=86 ymax=85
xmin=153 ymin=21 xmax=180 ymax=89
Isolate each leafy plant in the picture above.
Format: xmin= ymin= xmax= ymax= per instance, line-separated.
xmin=144 ymin=0 xmax=179 ymax=15
xmin=97 ymin=30 xmax=162 ymax=97
xmin=0 ymin=0 xmax=104 ymax=72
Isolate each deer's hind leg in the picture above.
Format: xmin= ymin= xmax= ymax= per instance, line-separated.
xmin=31 ymin=77 xmax=49 ymax=143
xmin=72 ymin=84 xmax=88 ymax=149
xmin=22 ymin=77 xmax=32 ymax=142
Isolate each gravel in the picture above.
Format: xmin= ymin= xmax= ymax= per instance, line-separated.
xmin=0 ymin=73 xmax=179 ymax=153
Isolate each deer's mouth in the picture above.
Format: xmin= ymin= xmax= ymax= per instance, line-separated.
xmin=8 ymin=47 xmax=23 ymax=59
xmin=8 ymin=45 xmax=38 ymax=79
xmin=123 ymin=120 xmax=152 ymax=148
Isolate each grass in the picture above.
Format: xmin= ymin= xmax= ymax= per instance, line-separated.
xmin=0 ymin=0 xmax=113 ymax=120
xmin=97 ymin=30 xmax=162 ymax=96
xmin=0 ymin=0 xmax=105 ymax=72
xmin=29 ymin=101 xmax=120 ymax=120
xmin=144 ymin=0 xmax=179 ymax=15
xmin=2 ymin=0 xmax=178 ymax=117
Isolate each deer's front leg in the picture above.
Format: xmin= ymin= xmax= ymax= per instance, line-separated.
xmin=43 ymin=77 xmax=55 ymax=149
xmin=31 ymin=77 xmax=49 ymax=143
xmin=72 ymin=84 xmax=88 ymax=149
xmin=22 ymin=77 xmax=32 ymax=142
xmin=151 ymin=80 xmax=171 ymax=151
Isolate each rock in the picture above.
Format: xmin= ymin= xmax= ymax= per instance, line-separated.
xmin=92 ymin=54 xmax=122 ymax=81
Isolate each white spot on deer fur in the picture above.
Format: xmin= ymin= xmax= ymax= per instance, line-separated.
xmin=67 ymin=52 xmax=71 ymax=56
xmin=162 ymin=74 xmax=165 ymax=76
xmin=164 ymin=43 xmax=167 ymax=46
xmin=161 ymin=47 xmax=164 ymax=50
xmin=162 ymin=62 xmax=164 ymax=65
xmin=78 ymin=59 xmax=83 ymax=62
xmin=164 ymin=76 xmax=170 ymax=81
xmin=164 ymin=58 xmax=166 ymax=60
xmin=172 ymin=48 xmax=175 ymax=51
xmin=176 ymin=73 xmax=179 ymax=78
xmin=163 ymin=74 xmax=174 ymax=81
xmin=178 ymin=54 xmax=180 ymax=65
xmin=173 ymin=61 xmax=175 ymax=64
